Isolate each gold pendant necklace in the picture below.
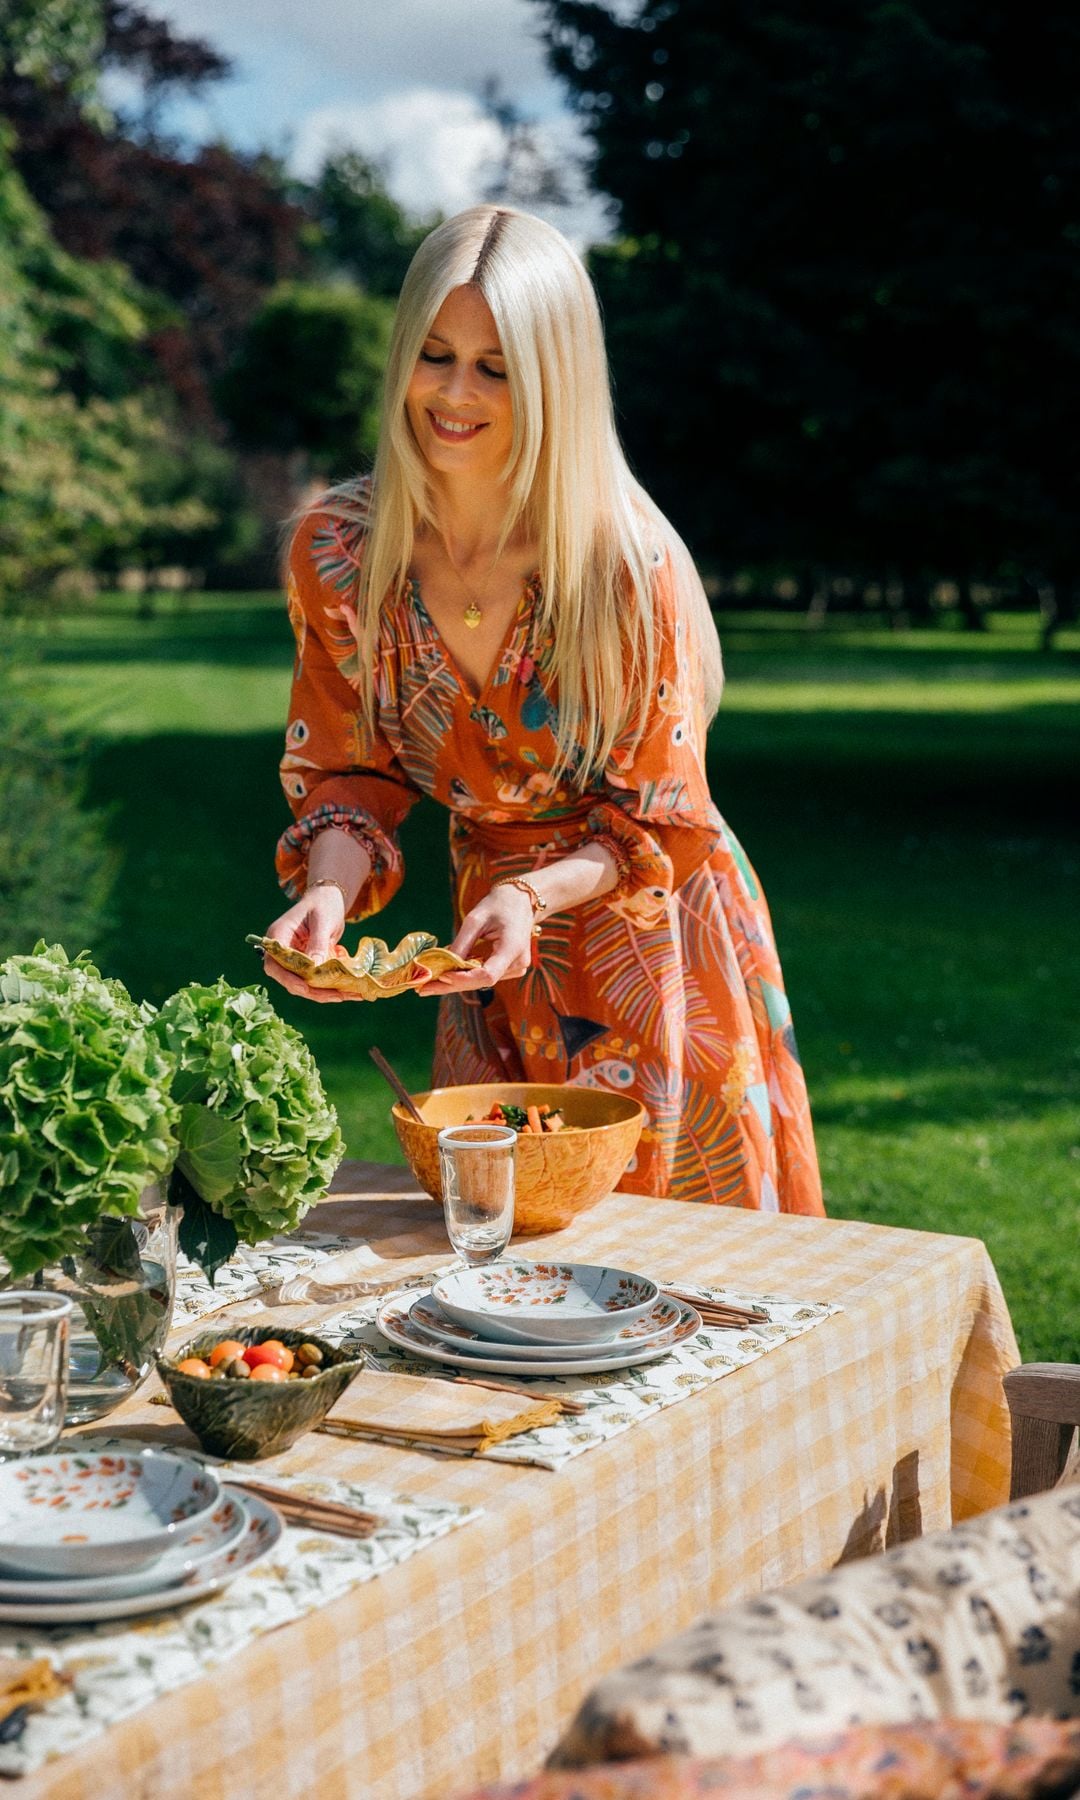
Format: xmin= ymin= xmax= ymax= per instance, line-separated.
xmin=443 ymin=543 xmax=501 ymax=630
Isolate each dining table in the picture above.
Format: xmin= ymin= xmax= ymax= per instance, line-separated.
xmin=18 ymin=1159 xmax=1019 ymax=1800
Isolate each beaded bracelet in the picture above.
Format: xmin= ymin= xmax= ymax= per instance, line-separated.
xmin=493 ymin=876 xmax=546 ymax=937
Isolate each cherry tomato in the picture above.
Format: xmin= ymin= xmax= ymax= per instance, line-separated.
xmin=176 ymin=1357 xmax=212 ymax=1379
xmin=248 ymin=1363 xmax=287 ymax=1382
xmin=208 ymin=1339 xmax=246 ymax=1369
xmin=243 ymin=1340 xmax=294 ymax=1373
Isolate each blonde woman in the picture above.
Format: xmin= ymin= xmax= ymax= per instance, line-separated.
xmin=263 ymin=204 xmax=823 ymax=1211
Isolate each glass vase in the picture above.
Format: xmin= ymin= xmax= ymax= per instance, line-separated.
xmin=3 ymin=1189 xmax=178 ymax=1424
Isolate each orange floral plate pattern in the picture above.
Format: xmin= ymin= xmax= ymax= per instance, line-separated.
xmin=407 ymin=1291 xmax=685 ymax=1361
xmin=433 ymin=1261 xmax=659 ymax=1346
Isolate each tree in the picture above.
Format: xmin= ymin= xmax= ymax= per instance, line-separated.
xmin=305 ymin=149 xmax=432 ymax=301
xmin=1 ymin=1 xmax=306 ymax=427
xmin=538 ymin=0 xmax=1080 ymax=631
xmin=217 ymin=281 xmax=393 ymax=478
xmin=0 ymin=0 xmax=104 ymax=111
xmin=0 ymin=124 xmax=221 ymax=601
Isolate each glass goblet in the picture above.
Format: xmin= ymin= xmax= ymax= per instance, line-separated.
xmin=437 ymin=1124 xmax=516 ymax=1265
xmin=0 ymin=1291 xmax=72 ymax=1460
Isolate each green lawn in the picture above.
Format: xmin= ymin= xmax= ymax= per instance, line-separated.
xmin=17 ymin=596 xmax=1080 ymax=1362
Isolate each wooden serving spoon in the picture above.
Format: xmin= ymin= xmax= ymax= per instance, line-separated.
xmin=369 ymin=1046 xmax=425 ymax=1123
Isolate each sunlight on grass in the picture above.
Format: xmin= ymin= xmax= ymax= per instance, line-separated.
xmin=34 ymin=662 xmax=289 ymax=737
xmin=21 ymin=600 xmax=1080 ymax=1362
xmin=723 ymin=678 xmax=1080 ymax=711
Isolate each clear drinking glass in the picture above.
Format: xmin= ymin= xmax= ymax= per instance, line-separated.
xmin=0 ymin=1292 xmax=72 ymax=1460
xmin=437 ymin=1124 xmax=516 ymax=1265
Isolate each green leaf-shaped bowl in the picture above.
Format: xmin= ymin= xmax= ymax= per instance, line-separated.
xmin=156 ymin=1327 xmax=364 ymax=1461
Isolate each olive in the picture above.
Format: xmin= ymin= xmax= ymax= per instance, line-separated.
xmin=225 ymin=1357 xmax=251 ymax=1379
xmin=295 ymin=1342 xmax=324 ymax=1367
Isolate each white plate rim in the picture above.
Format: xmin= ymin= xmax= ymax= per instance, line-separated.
xmin=433 ymin=1260 xmax=660 ymax=1344
xmin=376 ymin=1297 xmax=701 ymax=1376
xmin=0 ymin=1489 xmax=282 ymax=1623
xmin=0 ymin=1446 xmax=222 ymax=1576
xmin=0 ymin=1491 xmax=248 ymax=1602
xmin=406 ymin=1291 xmax=687 ymax=1361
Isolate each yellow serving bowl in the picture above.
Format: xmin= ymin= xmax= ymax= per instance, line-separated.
xmin=391 ymin=1083 xmax=645 ymax=1236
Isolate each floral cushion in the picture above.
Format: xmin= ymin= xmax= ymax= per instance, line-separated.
xmin=452 ymin=1718 xmax=1080 ymax=1799
xmin=550 ymin=1482 xmax=1080 ymax=1767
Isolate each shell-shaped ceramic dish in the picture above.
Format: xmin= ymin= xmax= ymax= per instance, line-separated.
xmin=248 ymin=931 xmax=480 ymax=999
xmin=433 ymin=1261 xmax=660 ymax=1346
xmin=0 ymin=1449 xmax=221 ymax=1578
xmin=157 ymin=1327 xmax=364 ymax=1461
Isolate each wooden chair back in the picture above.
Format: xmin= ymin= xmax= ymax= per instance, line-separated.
xmin=1003 ymin=1363 xmax=1080 ymax=1498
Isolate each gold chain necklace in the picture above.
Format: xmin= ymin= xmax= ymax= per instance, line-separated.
xmin=442 ymin=548 xmax=503 ymax=630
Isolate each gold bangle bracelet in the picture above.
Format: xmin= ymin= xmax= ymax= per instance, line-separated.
xmin=493 ymin=876 xmax=546 ymax=937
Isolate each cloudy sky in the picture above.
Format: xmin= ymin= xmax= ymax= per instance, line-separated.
xmin=131 ymin=0 xmax=613 ymax=245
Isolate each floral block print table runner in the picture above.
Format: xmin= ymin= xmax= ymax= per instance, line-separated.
xmin=0 ymin=1463 xmax=479 ymax=1780
xmin=324 ymin=1283 xmax=843 ymax=1472
xmin=172 ymin=1229 xmax=400 ymax=1326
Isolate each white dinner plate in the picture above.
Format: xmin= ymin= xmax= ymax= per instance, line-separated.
xmin=0 ymin=1489 xmax=282 ymax=1624
xmin=407 ymin=1291 xmax=687 ymax=1361
xmin=433 ymin=1261 xmax=660 ymax=1345
xmin=0 ymin=1489 xmax=247 ymax=1603
xmin=376 ymin=1295 xmax=702 ymax=1377
xmin=0 ymin=1447 xmax=221 ymax=1579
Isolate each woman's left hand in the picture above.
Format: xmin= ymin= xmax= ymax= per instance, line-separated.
xmin=419 ymin=885 xmax=536 ymax=996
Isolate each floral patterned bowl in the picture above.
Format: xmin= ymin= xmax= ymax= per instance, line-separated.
xmin=433 ymin=1261 xmax=660 ymax=1346
xmin=0 ymin=1448 xmax=221 ymax=1578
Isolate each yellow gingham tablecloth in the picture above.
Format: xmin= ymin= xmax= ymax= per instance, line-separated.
xmin=20 ymin=1162 xmax=1019 ymax=1800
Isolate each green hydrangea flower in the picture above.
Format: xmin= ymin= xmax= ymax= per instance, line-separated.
xmin=151 ymin=979 xmax=344 ymax=1246
xmin=0 ymin=945 xmax=180 ymax=1278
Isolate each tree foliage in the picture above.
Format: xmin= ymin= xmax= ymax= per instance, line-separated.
xmin=305 ymin=149 xmax=432 ymax=300
xmin=0 ymin=0 xmax=104 ymax=111
xmin=217 ymin=281 xmax=393 ymax=476
xmin=539 ymin=0 xmax=1080 ymax=615
xmin=0 ymin=124 xmax=223 ymax=598
xmin=1 ymin=0 xmax=305 ymax=427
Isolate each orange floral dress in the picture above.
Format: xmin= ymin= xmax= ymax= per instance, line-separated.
xmin=276 ymin=503 xmax=823 ymax=1212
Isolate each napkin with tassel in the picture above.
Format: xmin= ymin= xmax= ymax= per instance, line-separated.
xmin=317 ymin=1369 xmax=564 ymax=1455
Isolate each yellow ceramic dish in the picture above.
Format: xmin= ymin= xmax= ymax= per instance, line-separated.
xmin=248 ymin=930 xmax=481 ymax=1000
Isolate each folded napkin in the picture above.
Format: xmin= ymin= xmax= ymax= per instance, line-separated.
xmin=317 ymin=1370 xmax=562 ymax=1454
xmin=0 ymin=1658 xmax=71 ymax=1737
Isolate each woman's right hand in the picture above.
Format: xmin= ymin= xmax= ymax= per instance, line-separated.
xmin=261 ymin=887 xmax=349 ymax=1004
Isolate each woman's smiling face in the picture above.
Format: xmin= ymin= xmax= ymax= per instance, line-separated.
xmin=405 ymin=284 xmax=512 ymax=482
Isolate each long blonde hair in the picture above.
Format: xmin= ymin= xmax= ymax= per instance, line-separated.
xmin=300 ymin=204 xmax=722 ymax=783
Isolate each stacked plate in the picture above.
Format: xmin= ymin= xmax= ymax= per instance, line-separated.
xmin=0 ymin=1447 xmax=281 ymax=1623
xmin=377 ymin=1260 xmax=702 ymax=1377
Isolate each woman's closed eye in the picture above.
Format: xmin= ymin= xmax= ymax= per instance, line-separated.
xmin=419 ymin=350 xmax=507 ymax=381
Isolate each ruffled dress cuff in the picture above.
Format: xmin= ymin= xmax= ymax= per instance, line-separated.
xmin=275 ymin=800 xmax=404 ymax=920
xmin=586 ymin=803 xmax=675 ymax=928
